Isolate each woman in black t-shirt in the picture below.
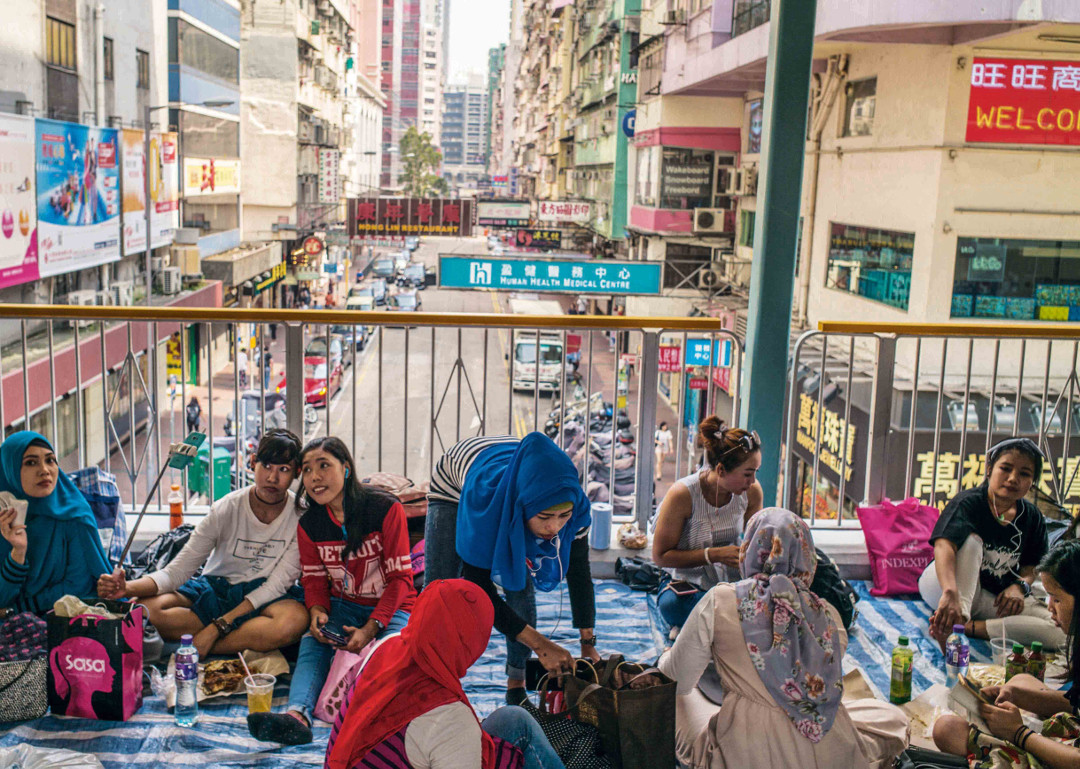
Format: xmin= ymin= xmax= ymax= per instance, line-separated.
xmin=919 ymin=438 xmax=1065 ymax=650
xmin=933 ymin=540 xmax=1080 ymax=766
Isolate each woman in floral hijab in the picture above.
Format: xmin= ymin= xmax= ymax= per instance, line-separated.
xmin=735 ymin=508 xmax=843 ymax=742
xmin=659 ymin=508 xmax=909 ymax=769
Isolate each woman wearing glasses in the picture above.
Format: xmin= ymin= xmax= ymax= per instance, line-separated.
xmin=652 ymin=417 xmax=763 ymax=630
xmin=920 ymin=437 xmax=1066 ymax=650
xmin=425 ymin=431 xmax=597 ymax=705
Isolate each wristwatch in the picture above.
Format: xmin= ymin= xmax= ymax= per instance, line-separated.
xmin=373 ymin=618 xmax=386 ymax=632
xmin=212 ymin=616 xmax=235 ymax=636
xmin=1017 ymin=580 xmax=1033 ymax=597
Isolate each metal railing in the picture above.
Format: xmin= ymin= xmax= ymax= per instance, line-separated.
xmin=785 ymin=321 xmax=1080 ymax=527
xmin=0 ymin=305 xmax=736 ymax=537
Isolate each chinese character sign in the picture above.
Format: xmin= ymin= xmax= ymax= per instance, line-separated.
xmin=967 ymin=57 xmax=1080 ymax=145
xmin=477 ymin=200 xmax=531 ymax=226
xmin=182 ymin=157 xmax=241 ymax=197
xmin=658 ymin=346 xmax=681 ymax=372
xmin=793 ymin=392 xmax=859 ymax=485
xmin=515 ymin=228 xmax=562 ymax=250
xmin=537 ymin=200 xmax=594 ymax=224
xmin=438 ymin=255 xmax=662 ymax=295
xmin=318 ymin=149 xmax=340 ymax=203
xmin=347 ymin=198 xmax=474 ymax=237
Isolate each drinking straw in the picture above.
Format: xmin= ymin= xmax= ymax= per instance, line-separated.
xmin=238 ymin=652 xmax=254 ymax=682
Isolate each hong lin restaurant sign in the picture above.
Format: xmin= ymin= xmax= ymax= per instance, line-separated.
xmin=347 ymin=198 xmax=474 ymax=237
xmin=966 ymin=57 xmax=1080 ymax=145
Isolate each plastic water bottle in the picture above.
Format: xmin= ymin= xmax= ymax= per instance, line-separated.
xmin=889 ymin=636 xmax=913 ymax=705
xmin=168 ymin=484 xmax=184 ymax=529
xmin=175 ymin=634 xmax=199 ymax=726
xmin=945 ymin=624 xmax=970 ymax=688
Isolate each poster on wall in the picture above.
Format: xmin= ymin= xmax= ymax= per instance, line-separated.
xmin=182 ymin=157 xmax=241 ymax=197
xmin=35 ymin=118 xmax=121 ymax=278
xmin=121 ymin=130 xmax=179 ymax=255
xmin=318 ymin=148 xmax=340 ymax=203
xmin=747 ymin=99 xmax=763 ymax=153
xmin=0 ymin=114 xmax=39 ymax=289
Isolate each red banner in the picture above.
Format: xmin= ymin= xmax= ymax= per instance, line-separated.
xmin=566 ymin=333 xmax=582 ymax=354
xmin=688 ymin=377 xmax=708 ymax=390
xmin=966 ymin=57 xmax=1080 ymax=146
xmin=347 ymin=198 xmax=474 ymax=237
xmin=658 ymin=345 xmax=680 ymax=372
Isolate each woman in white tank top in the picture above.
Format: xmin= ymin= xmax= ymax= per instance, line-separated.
xmin=652 ymin=417 xmax=763 ymax=630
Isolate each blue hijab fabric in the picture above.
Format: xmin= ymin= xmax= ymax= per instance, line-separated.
xmin=0 ymin=431 xmax=101 ymax=529
xmin=455 ymin=432 xmax=590 ymax=593
xmin=734 ymin=508 xmax=843 ymax=743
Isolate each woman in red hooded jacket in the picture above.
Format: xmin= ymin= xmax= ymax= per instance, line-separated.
xmin=325 ymin=578 xmax=566 ymax=769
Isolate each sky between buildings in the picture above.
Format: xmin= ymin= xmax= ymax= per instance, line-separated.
xmin=448 ymin=0 xmax=510 ymax=84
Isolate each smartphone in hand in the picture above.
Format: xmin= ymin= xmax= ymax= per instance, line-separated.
xmin=321 ymin=622 xmax=349 ymax=646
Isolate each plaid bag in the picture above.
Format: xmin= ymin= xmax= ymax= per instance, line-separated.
xmin=70 ymin=467 xmax=126 ymax=564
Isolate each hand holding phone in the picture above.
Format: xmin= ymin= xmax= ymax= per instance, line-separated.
xmin=321 ymin=622 xmax=349 ymax=646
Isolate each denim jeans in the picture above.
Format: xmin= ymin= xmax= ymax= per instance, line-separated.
xmin=425 ymin=498 xmax=537 ymax=679
xmin=286 ymin=598 xmax=410 ymax=722
xmin=482 ymin=705 xmax=567 ymax=769
xmin=656 ymin=574 xmax=706 ymax=630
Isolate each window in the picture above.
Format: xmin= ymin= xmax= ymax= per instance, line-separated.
xmin=103 ymin=37 xmax=114 ymax=81
xmin=842 ymin=77 xmax=876 ymax=137
xmin=137 ymin=49 xmax=150 ymax=89
xmin=635 ymin=145 xmax=659 ymax=207
xmin=951 ymin=236 xmax=1080 ymax=321
xmin=46 ymin=17 xmax=77 ymax=71
xmin=739 ymin=210 xmax=756 ymax=247
xmin=171 ymin=19 xmax=238 ymax=84
xmin=825 ymin=222 xmax=913 ymax=310
xmin=179 ymin=111 xmax=239 ymax=157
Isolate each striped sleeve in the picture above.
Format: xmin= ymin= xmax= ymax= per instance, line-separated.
xmin=428 ymin=435 xmax=520 ymax=503
xmin=0 ymin=554 xmax=30 ymax=612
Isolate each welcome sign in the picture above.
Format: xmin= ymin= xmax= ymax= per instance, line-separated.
xmin=966 ymin=57 xmax=1080 ymax=145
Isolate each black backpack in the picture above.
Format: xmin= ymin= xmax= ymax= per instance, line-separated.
xmin=129 ymin=524 xmax=199 ymax=579
xmin=810 ymin=547 xmax=859 ymax=630
xmin=615 ymin=557 xmax=663 ymax=593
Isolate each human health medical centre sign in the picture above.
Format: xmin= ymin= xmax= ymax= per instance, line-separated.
xmin=438 ymin=255 xmax=661 ymax=295
xmin=966 ymin=57 xmax=1080 ymax=145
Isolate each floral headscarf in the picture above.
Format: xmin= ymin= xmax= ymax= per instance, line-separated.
xmin=735 ymin=508 xmax=842 ymax=743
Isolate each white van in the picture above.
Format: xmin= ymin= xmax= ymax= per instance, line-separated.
xmin=508 ymin=297 xmax=566 ymax=392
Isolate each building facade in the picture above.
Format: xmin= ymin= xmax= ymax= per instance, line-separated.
xmin=442 ymin=76 xmax=488 ymax=190
xmin=380 ymin=0 xmax=424 ymax=189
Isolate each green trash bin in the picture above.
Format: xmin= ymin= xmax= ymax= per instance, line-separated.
xmin=190 ymin=445 xmax=232 ymax=502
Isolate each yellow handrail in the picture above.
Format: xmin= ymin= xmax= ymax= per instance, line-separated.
xmin=0 ymin=304 xmax=729 ymax=333
xmin=817 ymin=320 xmax=1080 ymax=340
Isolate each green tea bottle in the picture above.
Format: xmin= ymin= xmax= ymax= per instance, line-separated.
xmin=890 ymin=636 xmax=913 ymax=704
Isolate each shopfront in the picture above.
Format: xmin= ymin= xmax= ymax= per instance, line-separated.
xmin=824 ymin=223 xmax=914 ymax=311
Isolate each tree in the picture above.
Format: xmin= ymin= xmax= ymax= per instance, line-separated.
xmin=398 ymin=126 xmax=447 ymax=197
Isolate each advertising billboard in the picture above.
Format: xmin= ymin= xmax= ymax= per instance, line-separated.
xmin=347 ymin=198 xmax=474 ymax=237
xmin=514 ymin=228 xmax=561 ymax=250
xmin=183 ymin=157 xmax=241 ymax=197
xmin=318 ymin=148 xmax=340 ymax=203
xmin=35 ymin=118 xmax=121 ymax=278
xmin=121 ymin=129 xmax=179 ymax=255
xmin=477 ymin=199 xmax=531 ymax=227
xmin=966 ymin=57 xmax=1080 ymax=145
xmin=0 ymin=114 xmax=39 ymax=289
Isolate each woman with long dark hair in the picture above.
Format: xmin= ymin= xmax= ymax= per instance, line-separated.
xmin=249 ymin=436 xmax=416 ymax=746
xmin=934 ymin=539 xmax=1080 ymax=767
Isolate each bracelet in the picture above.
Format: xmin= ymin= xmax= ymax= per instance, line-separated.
xmin=212 ymin=617 xmax=233 ymax=636
xmin=1021 ymin=729 xmax=1036 ymax=750
xmin=580 ymin=635 xmax=598 ymax=647
xmin=1013 ymin=725 xmax=1028 ymax=746
xmin=704 ymin=547 xmax=713 ymax=565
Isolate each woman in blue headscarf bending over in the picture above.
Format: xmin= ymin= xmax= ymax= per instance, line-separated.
xmin=425 ymin=431 xmax=596 ymax=704
xmin=0 ymin=431 xmax=111 ymax=617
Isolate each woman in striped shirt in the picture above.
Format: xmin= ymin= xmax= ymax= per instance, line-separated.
xmin=425 ymin=432 xmax=599 ymax=704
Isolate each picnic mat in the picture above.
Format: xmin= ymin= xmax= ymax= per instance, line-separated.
xmin=0 ymin=581 xmax=661 ymax=769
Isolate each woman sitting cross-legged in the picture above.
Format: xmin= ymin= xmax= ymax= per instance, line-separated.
xmin=933 ymin=539 xmax=1080 ymax=768
xmin=249 ymin=437 xmax=416 ymax=746
xmin=325 ymin=578 xmax=565 ymax=769
xmin=658 ymin=507 xmax=909 ymax=769
xmin=920 ymin=438 xmax=1065 ymax=650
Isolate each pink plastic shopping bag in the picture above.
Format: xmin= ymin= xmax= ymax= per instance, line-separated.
xmin=856 ymin=497 xmax=938 ymax=596
xmin=314 ymin=634 xmax=397 ymax=724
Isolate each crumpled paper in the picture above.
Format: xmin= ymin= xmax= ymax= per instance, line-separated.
xmin=52 ymin=595 xmax=122 ymax=619
xmin=163 ymin=649 xmax=289 ymax=708
xmin=0 ymin=745 xmax=104 ymax=768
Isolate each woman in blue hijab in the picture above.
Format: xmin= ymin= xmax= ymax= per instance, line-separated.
xmin=0 ymin=431 xmax=111 ymax=615
xmin=425 ymin=431 xmax=595 ymax=703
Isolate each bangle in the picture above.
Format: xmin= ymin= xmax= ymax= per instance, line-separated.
xmin=704 ymin=548 xmax=713 ymax=565
xmin=1013 ymin=725 xmax=1027 ymax=745
xmin=212 ymin=617 xmax=233 ymax=636
xmin=1021 ymin=729 xmax=1036 ymax=750
xmin=580 ymin=635 xmax=597 ymax=647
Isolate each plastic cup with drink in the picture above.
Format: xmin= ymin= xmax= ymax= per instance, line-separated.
xmin=245 ymin=674 xmax=276 ymax=714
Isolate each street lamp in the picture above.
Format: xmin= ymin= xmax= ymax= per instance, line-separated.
xmin=143 ymin=99 xmax=233 ymax=307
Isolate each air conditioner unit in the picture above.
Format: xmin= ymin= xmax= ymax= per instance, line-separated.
xmin=739 ymin=166 xmax=759 ymax=196
xmin=97 ymin=290 xmax=112 ymax=306
xmin=298 ymin=121 xmax=314 ymax=142
xmin=151 ymin=256 xmax=167 ymax=273
xmin=110 ymin=281 xmax=134 ymax=307
xmin=162 ymin=267 xmax=182 ymax=295
xmin=662 ymin=9 xmax=685 ymax=25
xmin=66 ymin=289 xmax=99 ymax=328
xmin=693 ymin=208 xmax=728 ymax=234
xmin=698 ymin=264 xmax=724 ymax=289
